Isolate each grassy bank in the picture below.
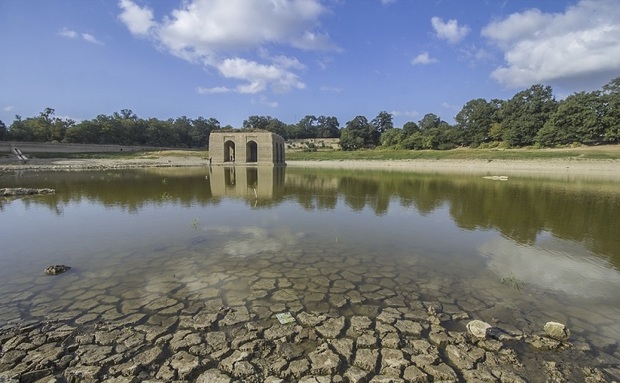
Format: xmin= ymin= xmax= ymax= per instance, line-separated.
xmin=286 ymin=146 xmax=620 ymax=161
xmin=16 ymin=146 xmax=620 ymax=161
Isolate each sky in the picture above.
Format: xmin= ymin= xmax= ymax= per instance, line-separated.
xmin=1 ymin=0 xmax=619 ymax=129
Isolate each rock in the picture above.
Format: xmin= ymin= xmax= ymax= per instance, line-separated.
xmin=316 ymin=316 xmax=346 ymax=339
xmin=44 ymin=265 xmax=71 ymax=275
xmin=403 ymin=365 xmax=430 ymax=382
xmin=467 ymin=320 xmax=492 ymax=339
xmin=544 ymin=321 xmax=570 ymax=341
xmin=353 ymin=348 xmax=379 ymax=372
xmin=196 ymin=369 xmax=232 ymax=383
xmin=344 ymin=366 xmax=371 ymax=383
xmin=380 ymin=348 xmax=409 ymax=377
xmin=1 ymin=188 xmax=55 ymax=196
xmin=309 ymin=344 xmax=342 ymax=375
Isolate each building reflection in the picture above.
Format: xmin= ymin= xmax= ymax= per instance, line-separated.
xmin=209 ymin=166 xmax=285 ymax=200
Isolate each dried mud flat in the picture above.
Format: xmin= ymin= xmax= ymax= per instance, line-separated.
xmin=1 ymin=240 xmax=618 ymax=383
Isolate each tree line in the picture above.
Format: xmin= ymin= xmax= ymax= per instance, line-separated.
xmin=1 ymin=77 xmax=618 ymax=150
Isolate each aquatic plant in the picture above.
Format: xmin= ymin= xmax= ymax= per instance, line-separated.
xmin=162 ymin=178 xmax=168 ymax=184
xmin=161 ymin=192 xmax=172 ymax=200
xmin=501 ymin=273 xmax=524 ymax=290
xmin=191 ymin=218 xmax=200 ymax=230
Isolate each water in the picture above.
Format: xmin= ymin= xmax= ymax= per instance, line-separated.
xmin=1 ymin=165 xmax=620 ymax=377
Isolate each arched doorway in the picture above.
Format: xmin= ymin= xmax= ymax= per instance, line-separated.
xmin=246 ymin=140 xmax=258 ymax=163
xmin=224 ymin=140 xmax=236 ymax=162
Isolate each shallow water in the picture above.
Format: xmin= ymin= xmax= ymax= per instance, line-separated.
xmin=1 ymin=166 xmax=619 ymax=373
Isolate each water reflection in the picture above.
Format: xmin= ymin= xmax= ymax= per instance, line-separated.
xmin=1 ymin=166 xmax=619 ymax=267
xmin=480 ymin=236 xmax=620 ymax=300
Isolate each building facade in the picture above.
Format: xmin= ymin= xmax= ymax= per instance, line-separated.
xmin=208 ymin=130 xmax=286 ymax=166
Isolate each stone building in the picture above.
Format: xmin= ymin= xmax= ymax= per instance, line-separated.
xmin=208 ymin=130 xmax=286 ymax=166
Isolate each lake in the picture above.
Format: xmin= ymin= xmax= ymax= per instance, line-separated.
xmin=1 ymin=165 xmax=619 ymax=381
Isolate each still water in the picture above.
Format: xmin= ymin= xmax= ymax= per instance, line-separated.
xmin=1 ymin=166 xmax=619 ymax=373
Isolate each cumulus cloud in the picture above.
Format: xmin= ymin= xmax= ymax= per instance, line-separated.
xmin=431 ymin=16 xmax=470 ymax=44
xmin=118 ymin=0 xmax=336 ymax=95
xmin=118 ymin=0 xmax=155 ymax=36
xmin=482 ymin=0 xmax=620 ymax=88
xmin=411 ymin=52 xmax=438 ymax=65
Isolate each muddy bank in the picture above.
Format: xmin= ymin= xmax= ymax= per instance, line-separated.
xmin=2 ymin=156 xmax=620 ymax=179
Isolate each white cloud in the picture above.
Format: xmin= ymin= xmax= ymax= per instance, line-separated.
xmin=59 ymin=27 xmax=78 ymax=39
xmin=3 ymin=105 xmax=15 ymax=112
xmin=118 ymin=0 xmax=334 ymax=95
xmin=258 ymin=96 xmax=279 ymax=108
xmin=442 ymin=102 xmax=459 ymax=111
xmin=431 ymin=16 xmax=470 ymax=44
xmin=60 ymin=27 xmax=104 ymax=44
xmin=391 ymin=110 xmax=419 ymax=118
xmin=82 ymin=33 xmax=104 ymax=45
xmin=197 ymin=86 xmax=231 ymax=94
xmin=118 ymin=0 xmax=155 ymax=36
xmin=411 ymin=52 xmax=438 ymax=65
xmin=320 ymin=86 xmax=343 ymax=92
xmin=217 ymin=58 xmax=305 ymax=94
xmin=482 ymin=0 xmax=620 ymax=88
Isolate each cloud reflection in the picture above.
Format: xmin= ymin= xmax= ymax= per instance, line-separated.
xmin=479 ymin=236 xmax=620 ymax=299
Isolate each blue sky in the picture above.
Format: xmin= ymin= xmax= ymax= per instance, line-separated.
xmin=1 ymin=0 xmax=619 ymax=129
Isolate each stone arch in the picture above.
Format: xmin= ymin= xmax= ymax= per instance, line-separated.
xmin=224 ymin=140 xmax=236 ymax=162
xmin=246 ymin=140 xmax=258 ymax=163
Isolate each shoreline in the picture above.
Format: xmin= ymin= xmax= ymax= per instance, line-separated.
xmin=1 ymin=157 xmax=620 ymax=179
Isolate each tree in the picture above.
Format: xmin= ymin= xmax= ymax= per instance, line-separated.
xmin=371 ymin=111 xmax=393 ymax=134
xmin=402 ymin=121 xmax=420 ymax=135
xmin=418 ymin=113 xmax=441 ymax=131
xmin=0 ymin=120 xmax=7 ymax=141
xmin=498 ymin=85 xmax=557 ymax=147
xmin=191 ymin=117 xmax=220 ymax=148
xmin=316 ymin=116 xmax=340 ymax=138
xmin=339 ymin=115 xmax=374 ymax=150
xmin=536 ymin=91 xmax=605 ymax=146
xmin=295 ymin=115 xmax=319 ymax=139
xmin=379 ymin=128 xmax=405 ymax=147
xmin=455 ymin=98 xmax=497 ymax=147
xmin=602 ymin=77 xmax=620 ymax=143
xmin=243 ymin=115 xmax=272 ymax=130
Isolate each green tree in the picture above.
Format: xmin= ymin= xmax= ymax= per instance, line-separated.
xmin=316 ymin=116 xmax=340 ymax=138
xmin=191 ymin=117 xmax=220 ymax=148
xmin=536 ymin=91 xmax=605 ymax=146
xmin=499 ymin=85 xmax=557 ymax=147
xmin=372 ymin=111 xmax=394 ymax=134
xmin=602 ymin=77 xmax=620 ymax=143
xmin=0 ymin=120 xmax=7 ymax=141
xmin=418 ymin=113 xmax=441 ymax=131
xmin=340 ymin=115 xmax=374 ymax=150
xmin=455 ymin=98 xmax=498 ymax=147
xmin=402 ymin=121 xmax=420 ymax=135
xmin=295 ymin=115 xmax=319 ymax=139
xmin=243 ymin=115 xmax=273 ymax=130
xmin=379 ymin=128 xmax=405 ymax=148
